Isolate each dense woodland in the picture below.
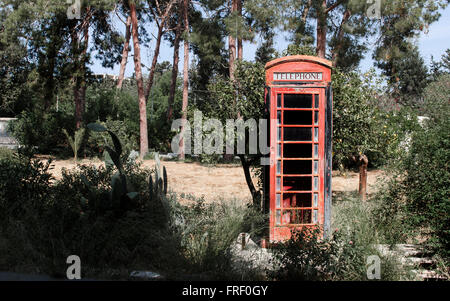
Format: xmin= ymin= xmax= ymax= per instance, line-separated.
xmin=0 ymin=0 xmax=449 ymax=280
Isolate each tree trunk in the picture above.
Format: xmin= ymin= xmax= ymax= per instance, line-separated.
xmin=79 ymin=13 xmax=89 ymax=122
xmin=130 ymin=3 xmax=149 ymax=158
xmin=316 ymin=0 xmax=327 ymax=58
xmin=301 ymin=0 xmax=312 ymax=24
xmin=332 ymin=9 xmax=351 ymax=67
xmin=167 ymin=8 xmax=182 ymax=122
xmin=179 ymin=0 xmax=189 ymax=160
xmin=72 ymin=8 xmax=90 ymax=130
xmin=358 ymin=154 xmax=368 ymax=201
xmin=117 ymin=15 xmax=132 ymax=89
xmin=237 ymin=0 xmax=243 ymax=60
xmin=229 ymin=0 xmax=237 ymax=81
xmin=239 ymin=155 xmax=261 ymax=209
xmin=144 ymin=25 xmax=164 ymax=102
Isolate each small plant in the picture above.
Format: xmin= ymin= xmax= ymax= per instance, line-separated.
xmin=87 ymin=123 xmax=139 ymax=215
xmin=63 ymin=128 xmax=85 ymax=161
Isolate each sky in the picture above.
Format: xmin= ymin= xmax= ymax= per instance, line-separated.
xmin=91 ymin=5 xmax=450 ymax=77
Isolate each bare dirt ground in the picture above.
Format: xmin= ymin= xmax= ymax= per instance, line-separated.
xmin=48 ymin=159 xmax=385 ymax=203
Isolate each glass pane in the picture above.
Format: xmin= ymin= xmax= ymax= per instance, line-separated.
xmin=283 ymin=193 xmax=311 ymax=208
xmin=284 ymin=128 xmax=312 ymax=141
xmin=313 ymin=193 xmax=318 ymax=207
xmin=283 ymin=177 xmax=312 ymax=191
xmin=314 ymin=128 xmax=319 ymax=142
xmin=304 ymin=210 xmax=312 ymax=223
xmin=284 ymin=209 xmax=311 ymax=224
xmin=314 ymin=177 xmax=319 ymax=190
xmin=283 ymin=143 xmax=312 ymax=158
xmin=314 ymin=160 xmax=319 ymax=174
xmin=314 ymin=111 xmax=319 ymax=125
xmin=284 ymin=94 xmax=312 ymax=108
xmin=313 ymin=209 xmax=318 ymax=223
xmin=277 ymin=111 xmax=281 ymax=125
xmin=277 ymin=127 xmax=281 ymax=141
xmin=314 ymin=144 xmax=319 ymax=158
xmin=314 ymin=94 xmax=319 ymax=109
xmin=283 ymin=110 xmax=312 ymax=125
xmin=277 ymin=94 xmax=281 ymax=108
xmin=283 ymin=160 xmax=312 ymax=174
xmin=276 ymin=194 xmax=281 ymax=207
xmin=276 ymin=161 xmax=281 ymax=174
xmin=276 ymin=177 xmax=281 ymax=191
xmin=277 ymin=144 xmax=281 ymax=158
xmin=282 ymin=210 xmax=291 ymax=224
xmin=276 ymin=210 xmax=281 ymax=225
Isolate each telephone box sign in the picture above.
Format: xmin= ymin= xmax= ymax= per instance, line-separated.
xmin=274 ymin=72 xmax=323 ymax=81
xmin=263 ymin=55 xmax=333 ymax=242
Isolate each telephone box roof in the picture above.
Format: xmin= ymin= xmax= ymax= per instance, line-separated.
xmin=265 ymin=55 xmax=332 ymax=70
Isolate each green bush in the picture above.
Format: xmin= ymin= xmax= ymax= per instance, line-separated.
xmin=376 ymin=74 xmax=450 ymax=263
xmin=9 ymin=110 xmax=75 ymax=156
xmin=0 ymin=156 xmax=53 ymax=228
xmin=0 ymin=127 xmax=262 ymax=279
xmin=86 ymin=118 xmax=139 ymax=159
xmin=169 ymin=199 xmax=266 ymax=279
xmin=0 ymin=147 xmax=15 ymax=160
xmin=269 ymin=195 xmax=407 ymax=281
xmin=403 ymin=114 xmax=449 ymax=258
xmin=332 ymin=70 xmax=394 ymax=170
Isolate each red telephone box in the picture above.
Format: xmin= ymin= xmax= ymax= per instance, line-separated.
xmin=264 ymin=55 xmax=333 ymax=242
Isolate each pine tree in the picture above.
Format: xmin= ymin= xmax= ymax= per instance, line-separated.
xmin=442 ymin=48 xmax=450 ymax=73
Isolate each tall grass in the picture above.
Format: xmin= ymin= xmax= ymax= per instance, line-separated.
xmin=168 ymin=198 xmax=267 ymax=280
xmin=268 ymin=192 xmax=410 ymax=281
xmin=331 ymin=193 xmax=408 ymax=280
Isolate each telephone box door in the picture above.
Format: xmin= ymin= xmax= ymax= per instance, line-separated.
xmin=269 ymin=87 xmax=327 ymax=241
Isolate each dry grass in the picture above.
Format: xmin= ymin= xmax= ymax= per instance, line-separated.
xmin=46 ymin=159 xmax=385 ymax=203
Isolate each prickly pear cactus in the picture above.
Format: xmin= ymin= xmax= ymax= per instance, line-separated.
xmin=149 ymin=153 xmax=169 ymax=212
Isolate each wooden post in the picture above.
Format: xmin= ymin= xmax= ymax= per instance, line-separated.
xmin=358 ymin=154 xmax=368 ymax=201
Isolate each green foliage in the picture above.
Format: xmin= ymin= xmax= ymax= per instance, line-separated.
xmin=0 ymin=150 xmax=267 ymax=279
xmin=269 ymin=193 xmax=408 ymax=281
xmin=0 ymin=156 xmax=53 ymax=229
xmin=268 ymin=228 xmax=403 ymax=281
xmin=9 ymin=110 xmax=75 ymax=156
xmin=170 ymin=199 xmax=266 ymax=279
xmin=0 ymin=147 xmax=15 ymax=160
xmin=442 ymin=49 xmax=450 ymax=73
xmin=63 ymin=128 xmax=86 ymax=161
xmin=374 ymin=0 xmax=447 ymax=70
xmin=87 ymin=118 xmax=138 ymax=159
xmin=281 ymin=44 xmax=316 ymax=57
xmin=146 ymin=66 xmax=183 ymax=152
xmin=255 ymin=29 xmax=276 ymax=65
xmin=332 ymin=69 xmax=397 ymax=169
xmin=403 ymin=106 xmax=449 ymax=259
xmin=377 ymin=45 xmax=429 ymax=107
xmin=377 ymin=74 xmax=450 ymax=263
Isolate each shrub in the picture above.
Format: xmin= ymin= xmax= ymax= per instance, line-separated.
xmin=86 ymin=118 xmax=139 ymax=159
xmin=269 ymin=195 xmax=407 ymax=281
xmin=168 ymin=199 xmax=266 ymax=280
xmin=63 ymin=128 xmax=86 ymax=161
xmin=332 ymin=69 xmax=398 ymax=170
xmin=402 ymin=110 xmax=449 ymax=258
xmin=375 ymin=74 xmax=450 ymax=264
xmin=9 ymin=110 xmax=75 ymax=156
xmin=0 ymin=147 xmax=15 ymax=160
